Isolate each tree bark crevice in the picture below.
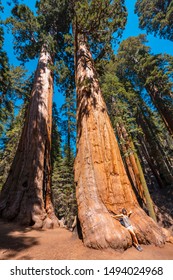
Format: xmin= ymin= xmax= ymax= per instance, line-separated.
xmin=0 ymin=45 xmax=58 ymax=229
xmin=74 ymin=32 xmax=166 ymax=250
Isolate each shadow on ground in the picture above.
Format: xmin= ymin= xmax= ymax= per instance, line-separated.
xmin=0 ymin=219 xmax=39 ymax=260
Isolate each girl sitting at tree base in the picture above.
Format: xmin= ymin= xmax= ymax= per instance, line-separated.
xmin=111 ymin=208 xmax=143 ymax=252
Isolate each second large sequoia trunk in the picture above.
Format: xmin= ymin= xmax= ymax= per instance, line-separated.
xmin=0 ymin=45 xmax=58 ymax=229
xmin=74 ymin=33 xmax=165 ymax=250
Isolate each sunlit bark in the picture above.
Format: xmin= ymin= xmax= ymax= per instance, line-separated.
xmin=0 ymin=45 xmax=59 ymax=229
xmin=74 ymin=33 xmax=165 ymax=250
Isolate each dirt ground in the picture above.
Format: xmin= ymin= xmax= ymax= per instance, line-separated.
xmin=0 ymin=220 xmax=173 ymax=260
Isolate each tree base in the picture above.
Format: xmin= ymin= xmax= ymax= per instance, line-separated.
xmin=79 ymin=206 xmax=166 ymax=251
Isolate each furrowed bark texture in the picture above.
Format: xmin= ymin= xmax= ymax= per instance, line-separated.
xmin=74 ymin=34 xmax=166 ymax=250
xmin=0 ymin=46 xmax=59 ymax=229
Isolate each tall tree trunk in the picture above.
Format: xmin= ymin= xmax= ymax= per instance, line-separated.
xmin=146 ymin=84 xmax=173 ymax=136
xmin=138 ymin=136 xmax=165 ymax=189
xmin=137 ymin=110 xmax=173 ymax=186
xmin=116 ymin=123 xmax=146 ymax=203
xmin=130 ymin=140 xmax=157 ymax=222
xmin=0 ymin=45 xmax=59 ymax=229
xmin=74 ymin=32 xmax=165 ymax=250
xmin=116 ymin=123 xmax=157 ymax=221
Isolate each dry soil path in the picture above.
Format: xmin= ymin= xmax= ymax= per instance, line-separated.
xmin=0 ymin=220 xmax=173 ymax=260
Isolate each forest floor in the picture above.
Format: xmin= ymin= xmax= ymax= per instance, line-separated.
xmin=0 ymin=220 xmax=173 ymax=260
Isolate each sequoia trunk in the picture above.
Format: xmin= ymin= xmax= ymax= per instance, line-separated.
xmin=0 ymin=45 xmax=59 ymax=229
xmin=74 ymin=33 xmax=165 ymax=250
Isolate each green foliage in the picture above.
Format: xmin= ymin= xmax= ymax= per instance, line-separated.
xmin=116 ymin=35 xmax=173 ymax=110
xmin=51 ymin=102 xmax=77 ymax=228
xmin=100 ymin=51 xmax=173 ymax=187
xmin=52 ymin=156 xmax=77 ymax=228
xmin=74 ymin=0 xmax=127 ymax=58
xmin=0 ymin=105 xmax=26 ymax=190
xmin=51 ymin=102 xmax=62 ymax=165
xmin=100 ymin=60 xmax=142 ymax=142
xmin=6 ymin=0 xmax=70 ymax=61
xmin=135 ymin=0 xmax=173 ymax=41
xmin=0 ymin=10 xmax=29 ymax=136
xmin=75 ymin=0 xmax=127 ymax=36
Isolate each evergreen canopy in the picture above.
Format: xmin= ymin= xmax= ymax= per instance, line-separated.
xmin=73 ymin=0 xmax=127 ymax=58
xmin=135 ymin=0 xmax=173 ymax=41
xmin=6 ymin=0 xmax=69 ymax=61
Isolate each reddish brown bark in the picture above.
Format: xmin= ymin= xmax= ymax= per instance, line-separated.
xmin=116 ymin=123 xmax=146 ymax=203
xmin=74 ymin=33 xmax=165 ymax=250
xmin=0 ymin=45 xmax=59 ymax=229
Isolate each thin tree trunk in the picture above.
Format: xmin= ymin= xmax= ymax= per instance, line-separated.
xmin=137 ymin=110 xmax=173 ymax=186
xmin=116 ymin=123 xmax=146 ymax=203
xmin=146 ymin=85 xmax=173 ymax=136
xmin=74 ymin=32 xmax=165 ymax=250
xmin=0 ymin=45 xmax=59 ymax=229
xmin=116 ymin=123 xmax=157 ymax=221
xmin=142 ymin=104 xmax=173 ymax=175
xmin=138 ymin=136 xmax=165 ymax=188
xmin=130 ymin=140 xmax=157 ymax=222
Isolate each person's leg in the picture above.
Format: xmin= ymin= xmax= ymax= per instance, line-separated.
xmin=128 ymin=228 xmax=143 ymax=251
xmin=128 ymin=228 xmax=139 ymax=247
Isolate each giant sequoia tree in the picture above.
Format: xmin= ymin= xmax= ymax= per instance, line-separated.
xmin=73 ymin=0 xmax=165 ymax=250
xmin=0 ymin=0 xmax=69 ymax=228
xmin=100 ymin=65 xmax=156 ymax=220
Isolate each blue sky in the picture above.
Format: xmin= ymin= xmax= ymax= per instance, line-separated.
xmin=123 ymin=0 xmax=173 ymax=55
xmin=2 ymin=0 xmax=173 ymax=64
xmin=1 ymin=0 xmax=173 ymax=107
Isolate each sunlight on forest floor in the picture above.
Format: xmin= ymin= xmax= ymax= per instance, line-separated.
xmin=0 ymin=220 xmax=173 ymax=260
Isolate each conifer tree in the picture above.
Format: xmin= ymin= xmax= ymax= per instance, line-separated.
xmin=73 ymin=0 xmax=165 ymax=250
xmin=0 ymin=105 xmax=25 ymax=190
xmin=0 ymin=0 xmax=70 ymax=228
xmin=135 ymin=0 xmax=173 ymax=41
xmin=100 ymin=63 xmax=157 ymax=221
xmin=0 ymin=3 xmax=27 ymax=136
xmin=105 ymin=54 xmax=173 ymax=188
xmin=116 ymin=35 xmax=173 ymax=135
xmin=51 ymin=102 xmax=77 ymax=229
xmin=51 ymin=37 xmax=77 ymax=228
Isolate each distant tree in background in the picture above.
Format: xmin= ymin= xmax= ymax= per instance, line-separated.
xmin=0 ymin=3 xmax=27 ymax=136
xmin=51 ymin=100 xmax=77 ymax=229
xmin=135 ymin=0 xmax=173 ymax=41
xmin=116 ymin=34 xmax=173 ymax=136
